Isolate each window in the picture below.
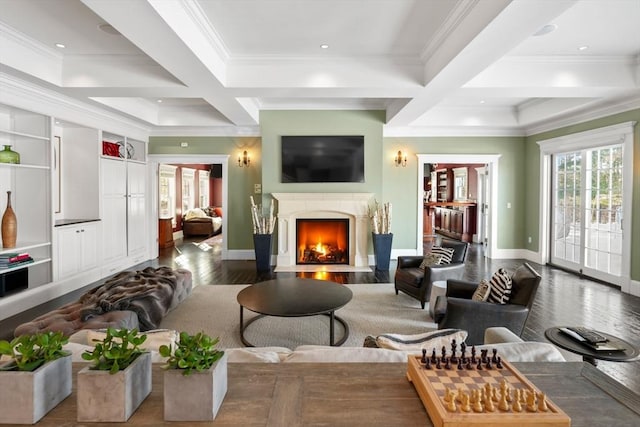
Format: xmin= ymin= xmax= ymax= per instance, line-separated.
xmin=182 ymin=168 xmax=196 ymax=213
xmin=159 ymin=164 xmax=177 ymax=227
xmin=199 ymin=170 xmax=210 ymax=208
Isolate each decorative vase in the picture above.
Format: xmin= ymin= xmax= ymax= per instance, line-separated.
xmin=77 ymin=352 xmax=152 ymax=422
xmin=0 ymin=145 xmax=20 ymax=164
xmin=0 ymin=355 xmax=72 ymax=424
xmin=164 ymin=352 xmax=228 ymax=421
xmin=372 ymin=232 xmax=393 ymax=271
xmin=253 ymin=233 xmax=273 ymax=272
xmin=1 ymin=191 xmax=17 ymax=248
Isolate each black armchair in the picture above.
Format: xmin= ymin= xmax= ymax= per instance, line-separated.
xmin=394 ymin=240 xmax=469 ymax=309
xmin=433 ymin=263 xmax=541 ymax=345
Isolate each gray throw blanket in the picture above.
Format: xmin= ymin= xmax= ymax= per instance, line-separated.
xmin=79 ymin=266 xmax=192 ymax=331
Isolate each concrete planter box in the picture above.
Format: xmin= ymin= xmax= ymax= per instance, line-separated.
xmin=164 ymin=352 xmax=228 ymax=421
xmin=0 ymin=355 xmax=72 ymax=424
xmin=77 ymin=351 xmax=152 ymax=422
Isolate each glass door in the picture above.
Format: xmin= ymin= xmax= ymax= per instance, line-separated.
xmin=551 ymin=144 xmax=625 ymax=284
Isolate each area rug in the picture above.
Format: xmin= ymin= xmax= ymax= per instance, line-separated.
xmin=160 ymin=284 xmax=437 ymax=349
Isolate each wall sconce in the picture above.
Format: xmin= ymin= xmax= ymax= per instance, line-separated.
xmin=394 ymin=150 xmax=407 ymax=167
xmin=237 ymin=150 xmax=250 ymax=167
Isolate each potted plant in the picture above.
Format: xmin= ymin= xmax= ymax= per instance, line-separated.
xmin=0 ymin=331 xmax=71 ymax=424
xmin=77 ymin=327 xmax=151 ymax=422
xmin=160 ymin=331 xmax=228 ymax=421
xmin=369 ymin=200 xmax=393 ymax=270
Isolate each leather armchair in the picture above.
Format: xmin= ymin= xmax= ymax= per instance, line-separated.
xmin=394 ymin=240 xmax=469 ymax=309
xmin=433 ymin=263 xmax=541 ymax=345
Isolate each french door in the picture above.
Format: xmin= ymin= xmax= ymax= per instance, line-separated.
xmin=546 ymin=123 xmax=634 ymax=288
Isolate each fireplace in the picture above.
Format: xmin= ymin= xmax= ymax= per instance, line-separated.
xmin=272 ymin=193 xmax=373 ymax=272
xmin=297 ymin=219 xmax=349 ymax=265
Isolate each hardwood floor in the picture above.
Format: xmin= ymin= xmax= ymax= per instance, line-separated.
xmin=2 ymin=233 xmax=639 ymax=394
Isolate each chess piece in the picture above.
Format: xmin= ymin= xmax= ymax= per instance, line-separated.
xmin=456 ymin=387 xmax=465 ymax=404
xmin=470 ymin=390 xmax=479 ymax=404
xmin=457 ymin=358 xmax=464 ymax=370
xmin=498 ymin=392 xmax=510 ymax=411
xmin=491 ymin=387 xmax=499 ymax=403
xmin=476 ymin=359 xmax=483 ymax=370
xmin=496 ymin=356 xmax=503 ymax=369
xmin=537 ymin=393 xmax=549 ymax=412
xmin=492 ymin=348 xmax=498 ymax=363
xmin=436 ymin=358 xmax=442 ymax=369
xmin=441 ymin=346 xmax=447 ymax=360
xmin=447 ymin=398 xmax=457 ymax=412
xmin=512 ymin=398 xmax=523 ymax=412
xmin=485 ymin=397 xmax=496 ymax=412
xmin=444 ymin=388 xmax=452 ymax=403
xmin=472 ymin=399 xmax=484 ymax=413
xmin=465 ymin=360 xmax=473 ymax=370
xmin=421 ymin=348 xmax=427 ymax=363
xmin=526 ymin=390 xmax=537 ymax=412
xmin=461 ymin=394 xmax=471 ymax=412
xmin=481 ymin=349 xmax=488 ymax=363
xmin=471 ymin=345 xmax=477 ymax=363
xmin=431 ymin=349 xmax=437 ymax=364
xmin=485 ymin=358 xmax=492 ymax=370
xmin=450 ymin=340 xmax=458 ymax=363
xmin=424 ymin=357 xmax=432 ymax=370
xmin=445 ymin=357 xmax=452 ymax=370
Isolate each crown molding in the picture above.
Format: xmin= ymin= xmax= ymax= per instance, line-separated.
xmin=420 ymin=0 xmax=480 ymax=62
xmin=0 ymin=21 xmax=62 ymax=63
xmin=524 ymin=94 xmax=640 ymax=136
xmin=383 ymin=125 xmax=524 ymax=138
xmin=180 ymin=0 xmax=230 ymax=62
xmin=0 ymin=72 xmax=151 ymax=139
xmin=149 ymin=125 xmax=260 ymax=137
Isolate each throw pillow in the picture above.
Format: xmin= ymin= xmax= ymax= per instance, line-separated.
xmin=471 ymin=279 xmax=491 ymax=302
xmin=429 ymin=246 xmax=455 ymax=264
xmin=419 ymin=253 xmax=442 ymax=269
xmin=375 ymin=329 xmax=468 ymax=351
xmin=488 ymin=268 xmax=513 ymax=304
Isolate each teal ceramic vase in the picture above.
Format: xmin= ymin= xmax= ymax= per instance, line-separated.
xmin=0 ymin=145 xmax=20 ymax=164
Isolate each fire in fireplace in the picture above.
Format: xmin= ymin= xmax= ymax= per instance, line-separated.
xmin=296 ymin=219 xmax=349 ymax=264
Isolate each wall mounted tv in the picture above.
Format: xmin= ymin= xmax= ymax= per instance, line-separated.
xmin=281 ymin=135 xmax=365 ymax=183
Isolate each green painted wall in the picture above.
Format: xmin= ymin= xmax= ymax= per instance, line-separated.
xmin=383 ymin=136 xmax=526 ymax=250
xmin=525 ymin=109 xmax=640 ymax=281
xmin=148 ymin=136 xmax=261 ymax=250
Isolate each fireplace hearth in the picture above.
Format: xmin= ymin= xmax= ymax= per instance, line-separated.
xmin=297 ymin=219 xmax=348 ymax=265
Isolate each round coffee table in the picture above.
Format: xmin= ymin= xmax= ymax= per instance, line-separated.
xmin=545 ymin=327 xmax=640 ymax=366
xmin=237 ymin=278 xmax=353 ymax=347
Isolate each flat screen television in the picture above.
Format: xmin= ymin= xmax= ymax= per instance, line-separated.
xmin=281 ymin=135 xmax=365 ymax=183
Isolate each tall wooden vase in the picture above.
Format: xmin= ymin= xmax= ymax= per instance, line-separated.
xmin=1 ymin=191 xmax=17 ymax=248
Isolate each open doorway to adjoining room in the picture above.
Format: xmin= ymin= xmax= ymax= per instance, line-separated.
xmin=148 ymin=155 xmax=229 ymax=261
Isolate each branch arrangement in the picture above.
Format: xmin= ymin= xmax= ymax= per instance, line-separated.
xmin=250 ymin=196 xmax=276 ymax=234
xmin=369 ymin=200 xmax=392 ymax=234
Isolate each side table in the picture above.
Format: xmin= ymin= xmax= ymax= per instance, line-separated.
xmin=545 ymin=327 xmax=640 ymax=366
xmin=158 ymin=218 xmax=174 ymax=249
xmin=429 ymin=280 xmax=447 ymax=319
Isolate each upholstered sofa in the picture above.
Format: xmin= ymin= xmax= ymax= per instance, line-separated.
xmin=61 ymin=327 xmax=565 ymax=364
xmin=182 ymin=207 xmax=222 ymax=237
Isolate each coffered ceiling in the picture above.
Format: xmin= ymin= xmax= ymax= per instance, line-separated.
xmin=1 ymin=0 xmax=638 ymax=136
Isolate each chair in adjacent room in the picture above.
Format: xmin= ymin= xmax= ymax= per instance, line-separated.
xmin=432 ymin=262 xmax=542 ymax=345
xmin=394 ymin=239 xmax=469 ymax=309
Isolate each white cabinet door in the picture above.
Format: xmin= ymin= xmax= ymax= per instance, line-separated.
xmin=101 ymin=159 xmax=127 ymax=263
xmin=56 ymin=222 xmax=98 ymax=279
xmin=127 ymin=162 xmax=146 ymax=256
xmin=56 ymin=226 xmax=82 ymax=278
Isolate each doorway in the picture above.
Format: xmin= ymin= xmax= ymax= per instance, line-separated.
xmin=417 ymin=154 xmax=500 ymax=258
xmin=148 ymin=155 xmax=229 ymax=260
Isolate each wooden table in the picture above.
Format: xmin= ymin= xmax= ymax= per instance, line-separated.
xmin=33 ymin=362 xmax=639 ymax=426
xmin=237 ymin=278 xmax=352 ymax=346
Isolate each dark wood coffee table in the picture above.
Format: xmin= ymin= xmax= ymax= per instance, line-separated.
xmin=545 ymin=327 xmax=640 ymax=366
xmin=237 ymin=278 xmax=353 ymax=347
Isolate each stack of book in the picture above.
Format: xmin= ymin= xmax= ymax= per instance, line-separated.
xmin=0 ymin=252 xmax=34 ymax=269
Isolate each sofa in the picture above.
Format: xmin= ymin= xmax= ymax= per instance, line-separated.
xmin=61 ymin=327 xmax=565 ymax=364
xmin=182 ymin=207 xmax=222 ymax=237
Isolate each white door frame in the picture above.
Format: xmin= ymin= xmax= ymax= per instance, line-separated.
xmin=417 ymin=154 xmax=501 ymax=258
xmin=147 ymin=154 xmax=230 ymax=260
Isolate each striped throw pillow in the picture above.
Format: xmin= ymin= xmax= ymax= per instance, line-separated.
xmin=429 ymin=246 xmax=455 ymax=264
xmin=375 ymin=329 xmax=468 ymax=351
xmin=488 ymin=268 xmax=512 ymax=304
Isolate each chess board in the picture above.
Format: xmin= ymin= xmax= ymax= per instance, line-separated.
xmin=407 ymin=354 xmax=571 ymax=427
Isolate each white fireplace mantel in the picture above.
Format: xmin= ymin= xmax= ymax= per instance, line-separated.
xmin=272 ymin=193 xmax=373 ymax=272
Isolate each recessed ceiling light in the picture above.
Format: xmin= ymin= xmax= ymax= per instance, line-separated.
xmin=578 ymin=45 xmax=589 ymax=51
xmin=157 ymin=99 xmax=163 ymax=103
xmin=533 ymin=24 xmax=557 ymax=37
xmin=55 ymin=43 xmax=65 ymax=49
xmin=320 ymin=44 xmax=329 ymax=49
xmin=479 ymin=100 xmax=486 ymax=104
